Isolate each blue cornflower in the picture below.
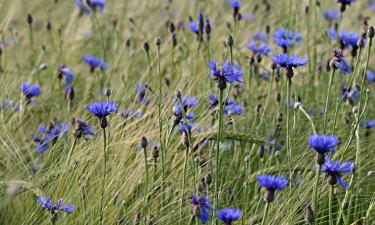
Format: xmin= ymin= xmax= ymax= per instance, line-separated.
xmin=173 ymin=95 xmax=198 ymax=124
xmin=216 ymin=208 xmax=242 ymax=225
xmin=37 ymin=197 xmax=75 ymax=215
xmin=253 ymin=32 xmax=267 ymax=42
xmin=307 ymin=107 xmax=324 ymax=117
xmin=32 ymin=123 xmax=69 ymax=154
xmin=75 ymin=0 xmax=106 ymax=13
xmin=272 ymin=53 xmax=308 ymax=68
xmin=330 ymin=50 xmax=351 ymax=75
xmin=366 ymin=70 xmax=375 ymax=83
xmin=179 ymin=122 xmax=197 ymax=135
xmin=273 ymin=28 xmax=302 ymax=50
xmin=230 ymin=0 xmax=241 ymax=9
xmin=190 ymin=22 xmax=199 ymax=34
xmin=208 ymin=60 xmax=244 ymax=89
xmin=257 ymin=174 xmax=288 ymax=202
xmin=20 ymin=82 xmax=41 ymax=104
xmin=247 ymin=41 xmax=272 ymax=57
xmin=323 ymin=10 xmax=340 ymax=23
xmin=190 ymin=195 xmax=214 ymax=224
xmin=360 ymin=119 xmax=375 ymax=129
xmin=83 ymin=55 xmax=108 ymax=72
xmin=308 ymin=135 xmax=339 ymax=159
xmin=337 ymin=0 xmax=356 ymax=4
xmin=224 ymin=100 xmax=243 ymax=116
xmin=371 ymin=3 xmax=375 ymax=11
xmin=73 ymin=119 xmax=96 ymax=140
xmin=58 ymin=64 xmax=74 ymax=85
xmin=339 ymin=86 xmax=359 ymax=102
xmin=321 ymin=157 xmax=354 ymax=189
xmin=136 ymin=83 xmax=150 ymax=105
xmin=87 ymin=101 xmax=118 ymax=128
xmin=339 ymin=31 xmax=361 ymax=49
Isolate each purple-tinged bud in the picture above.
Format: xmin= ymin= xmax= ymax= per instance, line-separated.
xmin=315 ymin=153 xmax=325 ymax=165
xmin=27 ymin=14 xmax=33 ymax=25
xmin=155 ymin=37 xmax=161 ymax=46
xmin=264 ymin=189 xmax=275 ymax=203
xmin=140 ymin=136 xmax=148 ymax=149
xmin=226 ymin=35 xmax=234 ymax=47
xmin=258 ymin=144 xmax=265 ymax=158
xmin=368 ymin=26 xmax=374 ymax=39
xmin=305 ymin=204 xmax=314 ymax=223
xmin=143 ymin=42 xmax=150 ymax=52
xmin=46 ymin=21 xmax=52 ymax=31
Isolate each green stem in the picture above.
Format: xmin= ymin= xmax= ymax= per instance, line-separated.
xmin=323 ymin=69 xmax=335 ymax=133
xmin=329 ymin=185 xmax=334 ymax=225
xmin=100 ymin=128 xmax=107 ymax=225
xmin=142 ymin=145 xmax=149 ymax=224
xmin=179 ymin=145 xmax=189 ymax=225
xmin=215 ymin=88 xmax=224 ymax=213
xmin=286 ymin=78 xmax=292 ymax=180
xmin=312 ymin=166 xmax=321 ymax=222
xmin=261 ymin=202 xmax=269 ymax=225
xmin=66 ymin=138 xmax=78 ymax=167
xmin=297 ymin=105 xmax=317 ymax=134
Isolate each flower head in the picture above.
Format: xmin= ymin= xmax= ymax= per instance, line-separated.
xmin=32 ymin=123 xmax=69 ymax=154
xmin=366 ymin=70 xmax=375 ymax=83
xmin=73 ymin=119 xmax=96 ymax=140
xmin=216 ymin=208 xmax=242 ymax=224
xmin=321 ymin=157 xmax=354 ymax=189
xmin=87 ymin=101 xmax=118 ymax=128
xmin=273 ymin=28 xmax=302 ymax=50
xmin=83 ymin=55 xmax=108 ymax=72
xmin=308 ymin=135 xmax=339 ymax=155
xmin=136 ymin=83 xmax=150 ymax=105
xmin=37 ymin=197 xmax=75 ymax=215
xmin=190 ymin=195 xmax=214 ymax=224
xmin=208 ymin=60 xmax=244 ymax=89
xmin=323 ymin=10 xmax=340 ymax=23
xmin=272 ymin=53 xmax=308 ymax=68
xmin=224 ymin=100 xmax=243 ymax=116
xmin=230 ymin=0 xmax=241 ymax=9
xmin=58 ymin=64 xmax=74 ymax=85
xmin=257 ymin=175 xmax=288 ymax=191
xmin=247 ymin=42 xmax=272 ymax=57
xmin=20 ymin=82 xmax=41 ymax=104
xmin=253 ymin=32 xmax=267 ymax=42
xmin=75 ymin=0 xmax=106 ymax=14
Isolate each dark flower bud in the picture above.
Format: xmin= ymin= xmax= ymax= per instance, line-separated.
xmin=256 ymin=104 xmax=263 ymax=114
xmin=315 ymin=153 xmax=325 ymax=165
xmin=332 ymin=48 xmax=344 ymax=59
xmin=264 ymin=189 xmax=275 ymax=203
xmin=275 ymin=92 xmax=281 ymax=102
xmin=258 ymin=144 xmax=265 ymax=158
xmin=125 ymin=38 xmax=131 ymax=48
xmin=172 ymin=33 xmax=177 ymax=48
xmin=285 ymin=67 xmax=294 ymax=79
xmin=46 ymin=21 xmax=52 ymax=31
xmin=176 ymin=90 xmax=182 ymax=99
xmin=271 ymin=63 xmax=277 ymax=71
xmin=155 ymin=37 xmax=161 ymax=46
xmin=164 ymin=77 xmax=170 ymax=87
xmin=216 ymin=78 xmax=227 ymax=90
xmin=169 ymin=22 xmax=175 ymax=33
xmin=183 ymin=133 xmax=189 ymax=148
xmin=328 ymin=174 xmax=337 ymax=186
xmin=205 ymin=173 xmax=212 ymax=185
xmin=340 ymin=3 xmax=346 ymax=13
xmin=140 ymin=136 xmax=148 ymax=149
xmin=129 ymin=17 xmax=135 ymax=25
xmin=316 ymin=1 xmax=321 ymax=7
xmin=368 ymin=26 xmax=375 ymax=38
xmin=326 ymin=59 xmax=331 ymax=72
xmin=27 ymin=14 xmax=33 ymax=25
xmin=100 ymin=117 xmax=108 ymax=129
xmin=151 ymin=146 xmax=159 ymax=161
xmin=143 ymin=42 xmax=150 ymax=52
xmin=305 ymin=5 xmax=309 ymax=14
xmin=104 ymin=88 xmax=112 ymax=98
xmin=226 ymin=35 xmax=234 ymax=47
xmin=276 ymin=112 xmax=283 ymax=123
xmin=266 ymin=25 xmax=271 ymax=34
xmin=249 ymin=56 xmax=255 ymax=66
xmin=305 ymin=204 xmax=314 ymax=223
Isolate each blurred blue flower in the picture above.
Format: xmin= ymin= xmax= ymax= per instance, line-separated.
xmin=360 ymin=119 xmax=375 ymax=129
xmin=87 ymin=101 xmax=118 ymax=119
xmin=20 ymin=82 xmax=41 ymax=104
xmin=366 ymin=70 xmax=375 ymax=83
xmin=337 ymin=0 xmax=356 ymax=4
xmin=216 ymin=208 xmax=242 ymax=224
xmin=257 ymin=174 xmax=288 ymax=191
xmin=224 ymin=100 xmax=243 ymax=116
xmin=190 ymin=22 xmax=199 ymax=34
xmin=83 ymin=55 xmax=108 ymax=72
xmin=230 ymin=0 xmax=241 ymax=9
xmin=75 ymin=0 xmax=106 ymax=13
xmin=253 ymin=32 xmax=267 ymax=42
xmin=136 ymin=83 xmax=150 ymax=105
xmin=308 ymin=134 xmax=339 ymax=155
xmin=323 ymin=10 xmax=340 ymax=23
xmin=190 ymin=195 xmax=214 ymax=224
xmin=321 ymin=157 xmax=354 ymax=189
xmin=272 ymin=53 xmax=308 ymax=68
xmin=58 ymin=64 xmax=74 ymax=85
xmin=371 ymin=3 xmax=375 ymax=11
xmin=333 ymin=57 xmax=351 ymax=75
xmin=37 ymin=197 xmax=75 ymax=214
xmin=273 ymin=28 xmax=302 ymax=49
xmin=32 ymin=123 xmax=69 ymax=154
xmin=247 ymin=41 xmax=272 ymax=57
xmin=74 ymin=119 xmax=96 ymax=140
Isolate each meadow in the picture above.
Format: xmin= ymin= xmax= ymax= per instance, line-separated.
xmin=0 ymin=0 xmax=374 ymax=224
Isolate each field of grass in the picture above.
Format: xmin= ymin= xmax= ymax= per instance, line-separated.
xmin=0 ymin=0 xmax=374 ymax=224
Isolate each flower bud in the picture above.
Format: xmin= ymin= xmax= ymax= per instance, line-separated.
xmin=27 ymin=14 xmax=33 ymax=25
xmin=305 ymin=204 xmax=314 ymax=223
xmin=140 ymin=136 xmax=148 ymax=149
xmin=155 ymin=37 xmax=161 ymax=46
xmin=226 ymin=35 xmax=234 ymax=47
xmin=368 ymin=26 xmax=374 ymax=38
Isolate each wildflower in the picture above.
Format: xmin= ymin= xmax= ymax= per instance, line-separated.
xmin=323 ymin=10 xmax=340 ymax=23
xmin=272 ymin=53 xmax=308 ymax=68
xmin=339 ymin=31 xmax=362 ymax=50
xmin=371 ymin=3 xmax=375 ymax=11
xmin=190 ymin=195 xmax=214 ymax=224
xmin=82 ymin=55 xmax=108 ymax=72
xmin=366 ymin=70 xmax=375 ymax=83
xmin=190 ymin=22 xmax=199 ymax=34
xmin=73 ymin=119 xmax=96 ymax=140
xmin=208 ymin=60 xmax=244 ymax=89
xmin=216 ymin=208 xmax=242 ymax=225
xmin=247 ymin=41 xmax=272 ymax=58
xmin=336 ymin=0 xmax=356 ymax=12
xmin=37 ymin=197 xmax=75 ymax=217
xmin=308 ymin=135 xmax=339 ymax=165
xmin=121 ymin=109 xmax=143 ymax=123
xmin=339 ymin=85 xmax=359 ymax=102
xmin=330 ymin=49 xmax=351 ymax=75
xmin=321 ymin=157 xmax=354 ymax=189
xmin=64 ymin=85 xmax=75 ymax=100
xmin=58 ymin=64 xmax=74 ymax=85
xmin=20 ymin=82 xmax=41 ymax=104
xmin=87 ymin=101 xmax=118 ymax=128
xmin=32 ymin=123 xmax=69 ymax=154
xmin=360 ymin=119 xmax=375 ymax=129
xmin=136 ymin=83 xmax=150 ymax=105
xmin=75 ymin=0 xmax=106 ymax=14
xmin=224 ymin=100 xmax=243 ymax=116
xmin=230 ymin=1 xmax=241 ymax=20
xmin=257 ymin=174 xmax=288 ymax=202
xmin=273 ymin=28 xmax=302 ymax=51
xmin=253 ymin=32 xmax=267 ymax=42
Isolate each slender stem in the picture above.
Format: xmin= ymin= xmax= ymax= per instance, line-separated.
xmin=329 ymin=185 xmax=334 ymax=225
xmin=296 ymin=105 xmax=316 ymax=134
xmin=66 ymin=138 xmax=78 ymax=167
xmin=323 ymin=69 xmax=335 ymax=133
xmin=215 ymin=88 xmax=224 ymax=213
xmin=142 ymin=145 xmax=149 ymax=224
xmin=286 ymin=78 xmax=292 ymax=180
xmin=100 ymin=128 xmax=107 ymax=225
xmin=312 ymin=166 xmax=321 ymax=222
xmin=261 ymin=202 xmax=269 ymax=225
xmin=179 ymin=145 xmax=189 ymax=225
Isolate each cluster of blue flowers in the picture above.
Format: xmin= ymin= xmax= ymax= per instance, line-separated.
xmin=32 ymin=123 xmax=69 ymax=154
